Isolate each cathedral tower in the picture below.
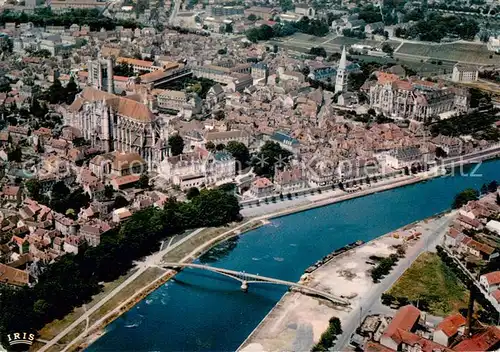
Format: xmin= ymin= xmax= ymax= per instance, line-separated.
xmin=106 ymin=57 xmax=115 ymax=94
xmin=335 ymin=46 xmax=348 ymax=93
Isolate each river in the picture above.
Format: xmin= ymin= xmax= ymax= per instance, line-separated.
xmin=87 ymin=160 xmax=500 ymax=352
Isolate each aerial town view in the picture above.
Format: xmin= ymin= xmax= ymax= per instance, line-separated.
xmin=0 ymin=0 xmax=500 ymax=350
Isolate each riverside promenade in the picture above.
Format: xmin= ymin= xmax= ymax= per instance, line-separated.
xmin=238 ymin=213 xmax=454 ymax=352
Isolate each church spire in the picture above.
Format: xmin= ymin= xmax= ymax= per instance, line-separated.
xmin=335 ymin=46 xmax=348 ymax=94
xmin=339 ymin=45 xmax=347 ymax=71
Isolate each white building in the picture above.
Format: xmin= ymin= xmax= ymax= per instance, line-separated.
xmin=487 ymin=36 xmax=500 ymax=53
xmin=384 ymin=147 xmax=423 ymax=170
xmin=160 ymin=148 xmax=235 ymax=188
xmin=452 ymin=64 xmax=478 ymax=83
xmin=480 ymin=271 xmax=500 ymax=293
xmin=486 ymin=220 xmax=500 ymax=235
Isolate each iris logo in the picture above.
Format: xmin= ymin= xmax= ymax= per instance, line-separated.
xmin=6 ymin=332 xmax=35 ymax=347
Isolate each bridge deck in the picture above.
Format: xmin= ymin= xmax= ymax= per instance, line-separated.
xmin=162 ymin=262 xmax=350 ymax=306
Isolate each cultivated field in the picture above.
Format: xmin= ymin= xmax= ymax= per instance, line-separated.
xmin=397 ymin=42 xmax=498 ymax=65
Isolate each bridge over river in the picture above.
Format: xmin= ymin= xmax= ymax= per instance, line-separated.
xmin=161 ymin=262 xmax=350 ymax=306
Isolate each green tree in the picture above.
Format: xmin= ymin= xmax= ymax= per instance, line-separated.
xmin=225 ymin=23 xmax=233 ymax=33
xmin=25 ymin=179 xmax=41 ymax=200
xmin=481 ymin=183 xmax=489 ymax=195
xmin=382 ymin=43 xmax=394 ymax=55
xmin=113 ymin=195 xmax=129 ymax=209
xmin=252 ymin=141 xmax=292 ymax=177
xmin=206 ymin=141 xmax=215 ymax=151
xmin=43 ymin=78 xmax=65 ymax=104
xmin=168 ymin=134 xmax=184 ymax=156
xmin=488 ymin=181 xmax=498 ymax=193
xmin=7 ymin=147 xmax=22 ymax=162
xmin=137 ymin=174 xmax=150 ymax=189
xmin=452 ymin=188 xmax=479 ymax=209
xmin=226 ymin=141 xmax=250 ymax=170
xmin=309 ymin=46 xmax=327 ymax=58
xmin=33 ymin=299 xmax=51 ymax=316
xmin=104 ymin=185 xmax=114 ymax=199
xmin=215 ymin=143 xmax=225 ymax=151
xmin=247 ymin=14 xmax=257 ymax=21
xmin=186 ymin=186 xmax=200 ymax=200
xmin=65 ymin=76 xmax=80 ymax=104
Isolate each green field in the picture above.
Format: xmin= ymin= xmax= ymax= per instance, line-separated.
xmin=387 ymin=252 xmax=469 ymax=316
xmin=397 ymin=42 xmax=497 ymax=65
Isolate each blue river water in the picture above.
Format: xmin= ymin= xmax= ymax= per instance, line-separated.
xmin=88 ymin=161 xmax=500 ymax=352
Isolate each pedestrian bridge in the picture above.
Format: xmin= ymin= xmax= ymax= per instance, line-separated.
xmin=161 ymin=262 xmax=350 ymax=306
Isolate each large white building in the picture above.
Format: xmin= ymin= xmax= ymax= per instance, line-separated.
xmin=452 ymin=64 xmax=478 ymax=83
xmin=160 ymin=148 xmax=236 ymax=188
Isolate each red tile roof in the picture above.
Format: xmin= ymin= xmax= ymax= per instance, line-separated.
xmin=253 ymin=177 xmax=273 ymax=188
xmin=436 ymin=313 xmax=466 ymax=337
xmin=453 ymin=326 xmax=500 ymax=351
xmin=492 ymin=289 xmax=500 ymax=303
xmin=382 ymin=305 xmax=421 ymax=343
xmin=457 ymin=214 xmax=481 ymax=229
xmin=365 ymin=341 xmax=396 ymax=352
xmin=448 ymin=227 xmax=462 ymax=238
xmin=483 ymin=271 xmax=500 ymax=285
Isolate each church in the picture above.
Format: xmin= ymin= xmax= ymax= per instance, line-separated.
xmin=66 ymin=87 xmax=168 ymax=171
xmin=64 ymin=54 xmax=169 ymax=171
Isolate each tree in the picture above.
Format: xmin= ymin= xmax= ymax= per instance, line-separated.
xmin=247 ymin=14 xmax=257 ymax=21
xmin=225 ymin=23 xmax=233 ymax=33
xmin=25 ymin=179 xmax=41 ymax=200
xmin=252 ymin=141 xmax=292 ymax=177
xmin=186 ymin=187 xmax=200 ymax=200
xmin=43 ymin=78 xmax=65 ymax=104
xmin=452 ymin=188 xmax=479 ymax=209
xmin=206 ymin=141 xmax=215 ymax=151
xmin=382 ymin=43 xmax=394 ymax=55
xmin=113 ymin=195 xmax=129 ymax=209
xmin=168 ymin=134 xmax=184 ymax=156
xmin=481 ymin=183 xmax=489 ymax=195
xmin=309 ymin=46 xmax=327 ymax=58
xmin=65 ymin=76 xmax=80 ymax=104
xmin=104 ymin=185 xmax=114 ymax=199
xmin=7 ymin=147 xmax=22 ymax=162
xmin=488 ymin=181 xmax=498 ymax=193
xmin=137 ymin=174 xmax=149 ymax=189
xmin=226 ymin=141 xmax=250 ymax=170
xmin=215 ymin=143 xmax=225 ymax=151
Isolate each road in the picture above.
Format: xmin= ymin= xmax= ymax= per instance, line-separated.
xmin=334 ymin=212 xmax=455 ymax=350
xmin=38 ymin=228 xmax=205 ymax=352
xmin=439 ymin=144 xmax=500 ymax=169
xmin=168 ymin=0 xmax=181 ymax=25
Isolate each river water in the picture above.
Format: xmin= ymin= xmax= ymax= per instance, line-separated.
xmin=87 ymin=161 xmax=500 ymax=352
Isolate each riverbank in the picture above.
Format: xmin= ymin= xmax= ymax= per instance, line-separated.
xmin=241 ymin=169 xmax=443 ymax=218
xmin=59 ymin=172 xmax=446 ymax=351
xmin=237 ymin=213 xmax=455 ymax=352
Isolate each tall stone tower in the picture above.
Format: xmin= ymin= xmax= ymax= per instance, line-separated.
xmin=88 ymin=58 xmax=103 ymax=91
xmin=106 ymin=57 xmax=115 ymax=94
xmin=335 ymin=46 xmax=348 ymax=93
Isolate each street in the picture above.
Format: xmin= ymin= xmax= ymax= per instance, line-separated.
xmin=334 ymin=213 xmax=455 ymax=350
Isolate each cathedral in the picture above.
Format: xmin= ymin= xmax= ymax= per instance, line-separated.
xmin=364 ymin=73 xmax=470 ymax=121
xmin=66 ymin=87 xmax=168 ymax=171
